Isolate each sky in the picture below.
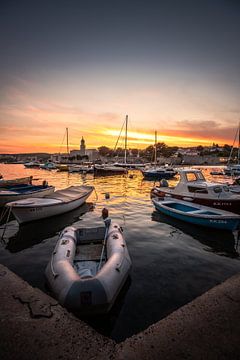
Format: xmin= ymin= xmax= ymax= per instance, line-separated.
xmin=0 ymin=0 xmax=240 ymax=153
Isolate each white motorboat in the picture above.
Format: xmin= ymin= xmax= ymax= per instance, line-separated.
xmin=24 ymin=161 xmax=41 ymax=168
xmin=7 ymin=185 xmax=94 ymax=223
xmin=45 ymin=213 xmax=132 ymax=314
xmin=151 ymin=168 xmax=240 ymax=214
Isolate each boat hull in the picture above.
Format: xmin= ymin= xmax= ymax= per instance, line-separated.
xmin=142 ymin=171 xmax=177 ymax=180
xmin=0 ymin=176 xmax=32 ymax=188
xmin=0 ymin=186 xmax=55 ymax=207
xmin=153 ymin=200 xmax=240 ymax=231
xmin=9 ymin=188 xmax=93 ymax=224
xmin=94 ymin=166 xmax=127 ymax=176
xmin=151 ymin=188 xmax=240 ymax=214
xmin=45 ymin=223 xmax=132 ymax=314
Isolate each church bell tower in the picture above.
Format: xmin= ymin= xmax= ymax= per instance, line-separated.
xmin=80 ymin=137 xmax=86 ymax=156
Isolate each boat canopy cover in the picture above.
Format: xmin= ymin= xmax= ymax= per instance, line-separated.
xmin=45 ymin=185 xmax=93 ymax=202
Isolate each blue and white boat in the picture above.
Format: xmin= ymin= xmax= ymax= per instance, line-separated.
xmin=0 ymin=183 xmax=55 ymax=207
xmin=152 ymin=197 xmax=240 ymax=231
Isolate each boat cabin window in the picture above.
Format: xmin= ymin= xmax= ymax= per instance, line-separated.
xmin=185 ymin=172 xmax=205 ymax=182
xmin=213 ymin=186 xmax=222 ymax=193
xmin=188 ymin=186 xmax=208 ymax=194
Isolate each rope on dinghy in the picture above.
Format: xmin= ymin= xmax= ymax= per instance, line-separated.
xmin=0 ymin=205 xmax=13 ymax=240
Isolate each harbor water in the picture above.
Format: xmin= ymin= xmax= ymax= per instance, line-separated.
xmin=0 ymin=163 xmax=240 ymax=342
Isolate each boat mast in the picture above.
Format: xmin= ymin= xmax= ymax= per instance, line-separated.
xmin=66 ymin=127 xmax=69 ymax=155
xmin=124 ymin=115 xmax=128 ymax=165
xmin=154 ymin=130 xmax=157 ymax=168
xmin=227 ymin=125 xmax=238 ymax=166
xmin=238 ymin=121 xmax=240 ymax=165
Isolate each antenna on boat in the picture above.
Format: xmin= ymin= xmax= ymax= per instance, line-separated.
xmin=124 ymin=115 xmax=128 ymax=165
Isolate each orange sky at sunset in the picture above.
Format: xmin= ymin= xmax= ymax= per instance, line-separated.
xmin=0 ymin=79 xmax=239 ymax=154
xmin=1 ymin=0 xmax=240 ymax=154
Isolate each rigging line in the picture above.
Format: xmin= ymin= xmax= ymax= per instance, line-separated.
xmin=238 ymin=120 xmax=240 ymax=165
xmin=58 ymin=129 xmax=66 ymax=154
xmin=227 ymin=125 xmax=239 ymax=165
xmin=114 ymin=118 xmax=126 ymax=152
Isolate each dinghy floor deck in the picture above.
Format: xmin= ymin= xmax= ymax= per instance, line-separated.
xmin=75 ymin=243 xmax=104 ymax=261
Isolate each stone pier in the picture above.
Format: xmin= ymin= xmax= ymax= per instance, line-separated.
xmin=0 ymin=264 xmax=240 ymax=360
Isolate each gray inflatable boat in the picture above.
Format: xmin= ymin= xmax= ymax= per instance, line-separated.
xmin=45 ymin=219 xmax=132 ymax=314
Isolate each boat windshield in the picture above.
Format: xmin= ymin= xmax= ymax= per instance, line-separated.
xmin=185 ymin=172 xmax=205 ymax=182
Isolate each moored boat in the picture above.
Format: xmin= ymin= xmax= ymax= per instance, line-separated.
xmin=68 ymin=164 xmax=94 ymax=173
xmin=24 ymin=161 xmax=41 ymax=168
xmin=224 ymin=164 xmax=240 ymax=176
xmin=0 ymin=176 xmax=33 ymax=188
xmin=151 ymin=168 xmax=240 ymax=214
xmin=45 ymin=213 xmax=132 ymax=314
xmin=152 ymin=197 xmax=240 ymax=231
xmin=7 ymin=185 xmax=94 ymax=223
xmin=142 ymin=166 xmax=177 ymax=180
xmin=40 ymin=162 xmax=58 ymax=170
xmin=94 ymin=164 xmax=127 ymax=176
xmin=0 ymin=183 xmax=55 ymax=207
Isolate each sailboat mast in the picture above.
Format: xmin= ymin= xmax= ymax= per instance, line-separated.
xmin=124 ymin=115 xmax=128 ymax=165
xmin=66 ymin=127 xmax=69 ymax=155
xmin=238 ymin=121 xmax=240 ymax=165
xmin=154 ymin=130 xmax=157 ymax=167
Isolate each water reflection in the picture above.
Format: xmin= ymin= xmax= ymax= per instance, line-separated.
xmin=3 ymin=203 xmax=93 ymax=253
xmin=152 ymin=210 xmax=239 ymax=258
xmin=1 ymin=163 xmax=240 ymax=342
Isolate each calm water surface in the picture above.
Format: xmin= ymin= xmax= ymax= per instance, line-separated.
xmin=0 ymin=163 xmax=240 ymax=342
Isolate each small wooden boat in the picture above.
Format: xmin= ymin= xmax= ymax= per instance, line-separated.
xmin=45 ymin=213 xmax=132 ymax=314
xmin=7 ymin=185 xmax=94 ymax=223
xmin=0 ymin=183 xmax=55 ymax=207
xmin=0 ymin=176 xmax=33 ymax=188
xmin=152 ymin=197 xmax=240 ymax=231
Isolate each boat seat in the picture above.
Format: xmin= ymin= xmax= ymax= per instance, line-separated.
xmin=78 ymin=268 xmax=93 ymax=278
xmin=75 ymin=244 xmax=103 ymax=261
xmin=187 ymin=209 xmax=205 ymax=214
